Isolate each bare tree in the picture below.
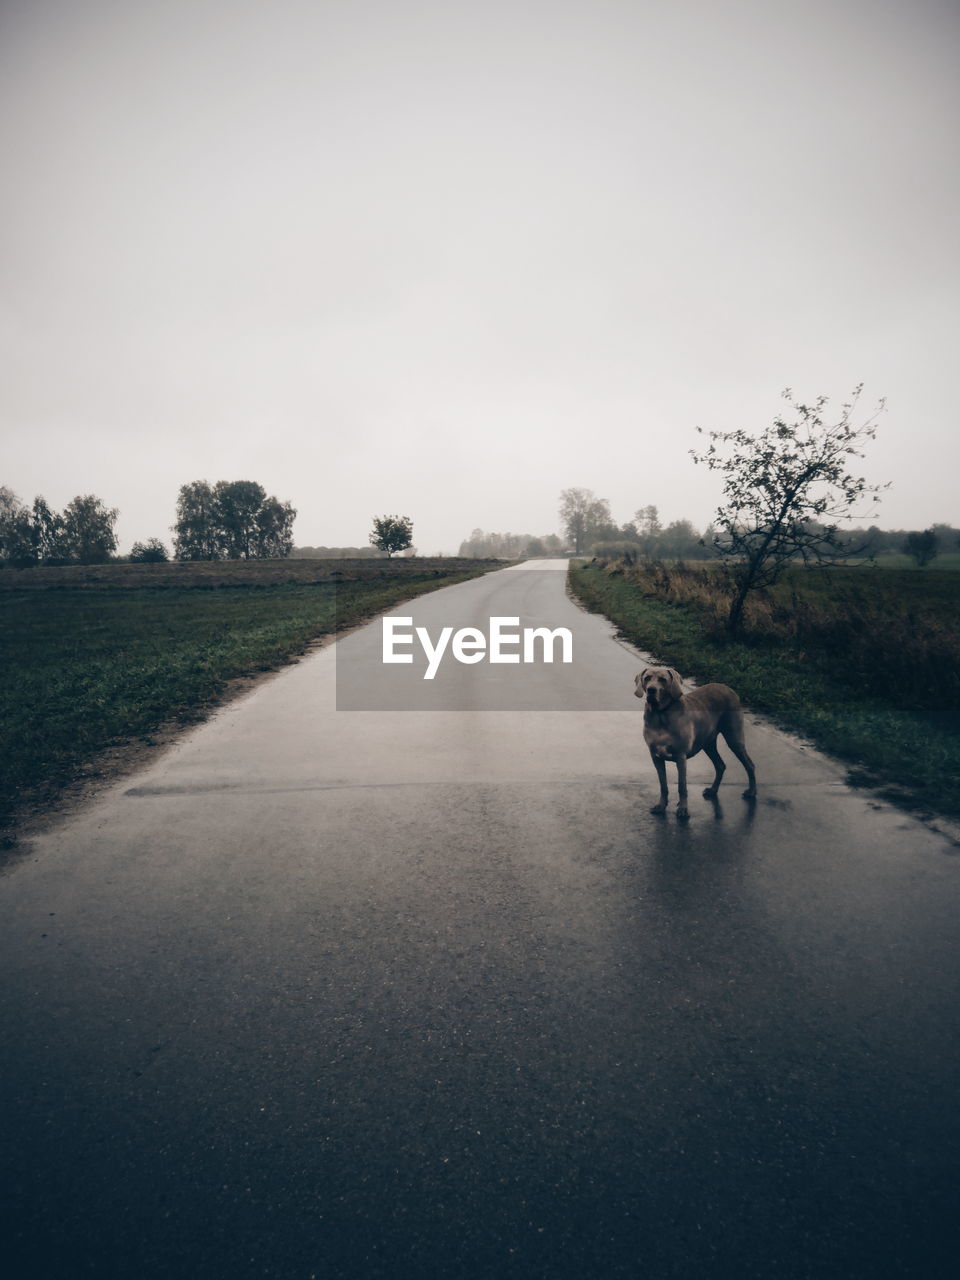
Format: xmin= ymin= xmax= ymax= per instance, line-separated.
xmin=691 ymin=386 xmax=887 ymax=633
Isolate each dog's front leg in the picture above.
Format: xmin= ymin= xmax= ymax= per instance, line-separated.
xmin=649 ymin=749 xmax=669 ymax=816
xmin=675 ymin=754 xmax=690 ymax=821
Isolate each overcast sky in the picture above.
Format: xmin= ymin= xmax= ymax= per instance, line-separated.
xmin=2 ymin=0 xmax=958 ymax=555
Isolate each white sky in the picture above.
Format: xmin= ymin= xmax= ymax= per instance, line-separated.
xmin=2 ymin=0 xmax=958 ymax=555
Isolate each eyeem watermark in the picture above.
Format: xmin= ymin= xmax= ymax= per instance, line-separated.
xmin=383 ymin=615 xmax=574 ymax=680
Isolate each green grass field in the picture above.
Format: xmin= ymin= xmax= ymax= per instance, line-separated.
xmin=0 ymin=557 xmax=499 ymax=841
xmin=868 ymin=551 xmax=960 ymax=571
xmin=569 ymin=560 xmax=960 ymax=821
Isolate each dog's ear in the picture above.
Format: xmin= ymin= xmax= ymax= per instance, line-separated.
xmin=667 ymin=667 xmax=684 ymax=696
xmin=637 ymin=668 xmax=650 ymax=688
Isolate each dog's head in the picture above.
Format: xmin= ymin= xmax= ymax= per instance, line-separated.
xmin=635 ymin=665 xmax=684 ymax=708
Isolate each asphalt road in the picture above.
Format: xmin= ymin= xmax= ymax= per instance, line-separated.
xmin=2 ymin=561 xmax=958 ymax=1278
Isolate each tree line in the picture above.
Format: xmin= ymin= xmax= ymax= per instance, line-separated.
xmin=555 ymin=488 xmax=958 ymax=569
xmin=0 ymin=487 xmax=120 ymax=567
xmin=0 ymin=480 xmax=296 ymax=567
xmin=457 ymin=508 xmax=717 ymax=562
xmin=0 ymin=482 xmax=421 ymax=568
xmin=458 ymin=497 xmax=956 ymax=570
xmin=559 ymin=490 xmax=713 ymax=560
xmin=458 ymin=529 xmax=566 ymax=559
xmin=292 ymin=545 xmax=386 ymax=560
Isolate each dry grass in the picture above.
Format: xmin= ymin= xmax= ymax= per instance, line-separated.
xmin=599 ymin=559 xmax=960 ymax=713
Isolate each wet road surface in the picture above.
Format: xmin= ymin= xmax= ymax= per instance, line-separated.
xmin=2 ymin=562 xmax=959 ymax=1277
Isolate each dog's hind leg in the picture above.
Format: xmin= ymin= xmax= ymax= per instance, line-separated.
xmin=720 ymin=721 xmax=757 ymax=799
xmin=718 ymin=705 xmax=757 ymax=800
xmin=732 ymin=744 xmax=757 ymax=799
xmin=702 ymin=738 xmax=726 ymax=799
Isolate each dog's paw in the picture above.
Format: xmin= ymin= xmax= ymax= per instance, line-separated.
xmin=676 ymin=808 xmax=690 ymax=823
xmin=650 ymin=803 xmax=667 ymax=817
xmin=702 ymin=787 xmax=718 ymax=799
xmin=742 ymin=789 xmax=757 ymax=801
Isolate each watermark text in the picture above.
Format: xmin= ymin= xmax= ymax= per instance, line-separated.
xmin=382 ymin=616 xmax=573 ymax=679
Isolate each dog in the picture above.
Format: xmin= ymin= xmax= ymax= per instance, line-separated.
xmin=634 ymin=666 xmax=757 ymax=820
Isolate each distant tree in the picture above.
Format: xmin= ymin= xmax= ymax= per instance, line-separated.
xmin=0 ymin=487 xmax=34 ymax=566
xmin=1 ymin=489 xmax=117 ymax=566
xmin=291 ymin=545 xmax=383 ymax=559
xmin=658 ymin=518 xmax=702 ymax=559
xmin=370 ymin=514 xmax=414 ymax=557
xmin=559 ymin=488 xmax=613 ymax=554
xmin=593 ymin=519 xmax=622 ymax=545
xmin=174 ymin=479 xmax=296 ymax=560
xmin=700 ymin=523 xmax=721 ymax=558
xmin=635 ymin=504 xmax=661 ymax=532
xmin=559 ymin=489 xmax=591 ymax=554
xmin=903 ymin=528 xmax=940 ymax=568
xmin=31 ymin=496 xmax=66 ymax=563
xmin=458 ymin=528 xmax=486 ymax=557
xmin=632 ymin=504 xmax=662 ymax=556
xmin=843 ymin=524 xmax=885 ymax=560
xmin=0 ymin=486 xmax=18 ymax=521
xmin=212 ymin=480 xmax=269 ymax=559
xmin=930 ymin=523 xmax=957 ymax=554
xmin=0 ymin=486 xmax=22 ymax=537
xmin=845 ymin=524 xmax=902 ymax=558
xmin=459 ymin=528 xmax=509 ymax=558
xmin=59 ymin=495 xmax=119 ymax=564
xmin=1 ymin=490 xmax=71 ymax=565
xmin=130 ymin=538 xmax=170 ymax=563
xmin=255 ymin=496 xmax=297 ymax=558
xmin=691 ymin=385 xmax=887 ymax=633
xmin=173 ymin=481 xmax=220 ymax=560
xmin=457 ymin=529 xmax=561 ymax=559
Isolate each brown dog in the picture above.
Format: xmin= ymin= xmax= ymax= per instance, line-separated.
xmin=635 ymin=666 xmax=757 ymax=820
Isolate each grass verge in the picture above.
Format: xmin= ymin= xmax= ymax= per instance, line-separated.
xmin=1 ymin=559 xmax=498 ymax=842
xmin=569 ymin=562 xmax=960 ymax=820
